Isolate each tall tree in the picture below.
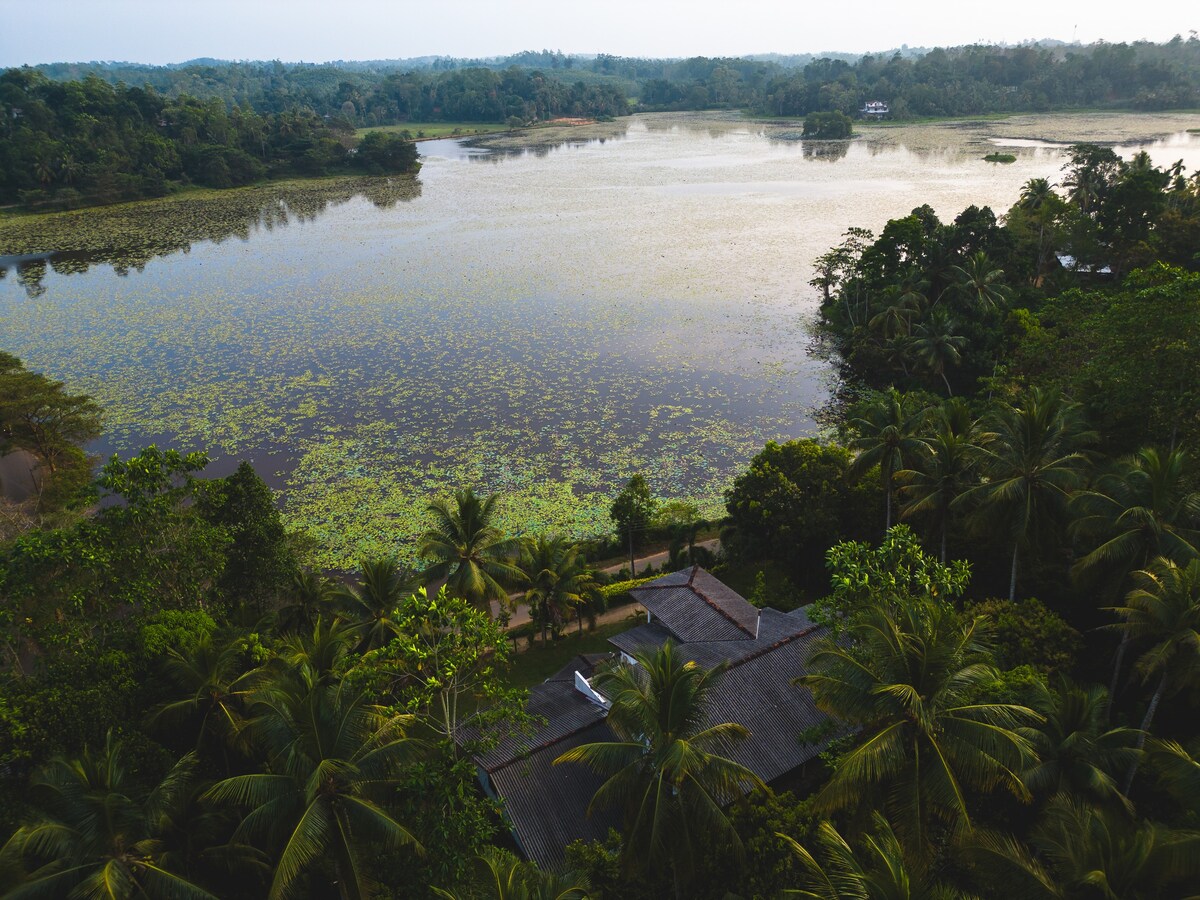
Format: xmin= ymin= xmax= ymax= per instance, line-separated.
xmin=420 ymin=488 xmax=525 ymax=611
xmin=4 ymin=733 xmax=216 ymax=899
xmin=520 ymin=535 xmax=601 ymax=642
xmin=966 ymin=388 xmax=1095 ymax=601
xmin=909 ymin=309 xmax=967 ymax=396
xmin=206 ymin=670 xmax=422 ymax=900
xmin=609 ymin=474 xmax=657 ymax=574
xmin=846 ymin=391 xmax=928 ymax=532
xmin=335 ymin=557 xmax=416 ymax=653
xmin=1070 ymin=447 xmax=1200 ymax=698
xmin=555 ymin=643 xmax=765 ymax=896
xmin=895 ymin=399 xmax=985 ymax=562
xmin=1107 ymin=557 xmax=1200 ymax=792
xmin=797 ymin=599 xmax=1037 ymax=859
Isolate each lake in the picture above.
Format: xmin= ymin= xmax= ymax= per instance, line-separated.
xmin=2 ymin=110 xmax=1198 ymax=567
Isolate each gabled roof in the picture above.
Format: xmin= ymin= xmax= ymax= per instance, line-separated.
xmin=629 ymin=566 xmax=760 ymax=642
xmin=468 ymin=569 xmax=834 ymax=869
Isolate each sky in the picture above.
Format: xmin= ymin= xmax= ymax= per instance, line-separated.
xmin=2 ymin=0 xmax=1197 ymax=67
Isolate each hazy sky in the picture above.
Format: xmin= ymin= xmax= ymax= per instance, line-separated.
xmin=3 ymin=0 xmax=1197 ymax=66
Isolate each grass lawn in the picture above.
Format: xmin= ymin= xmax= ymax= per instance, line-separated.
xmin=504 ymin=614 xmax=645 ymax=689
xmin=355 ymin=122 xmax=511 ymax=140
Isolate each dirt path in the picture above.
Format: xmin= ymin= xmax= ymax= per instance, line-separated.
xmin=491 ymin=538 xmax=722 ymax=630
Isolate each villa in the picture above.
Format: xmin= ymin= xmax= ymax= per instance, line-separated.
xmin=462 ymin=566 xmax=834 ymax=868
xmin=861 ymin=100 xmax=890 ymax=117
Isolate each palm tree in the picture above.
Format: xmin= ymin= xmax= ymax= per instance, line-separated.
xmin=796 ymin=601 xmax=1038 ymax=859
xmin=521 ymin=535 xmax=601 ymax=643
xmin=1071 ymin=448 xmax=1200 ymax=585
xmin=205 ymin=671 xmax=422 ymax=900
xmin=335 ymin=557 xmax=414 ymax=652
xmin=969 ymin=795 xmax=1200 ymax=900
xmin=151 ymin=634 xmax=261 ymax=763
xmin=781 ymin=813 xmax=968 ymax=899
xmin=895 ymin=399 xmax=985 ymax=562
xmin=966 ymin=388 xmax=1095 ymax=601
xmin=1018 ymin=680 xmax=1139 ymax=812
xmin=432 ymin=847 xmax=590 ymax=900
xmin=420 ymin=488 xmax=526 ymax=611
xmin=554 ymin=643 xmax=765 ymax=895
xmin=275 ymin=615 xmax=358 ymax=684
xmin=1070 ymin=447 xmax=1200 ymax=698
xmin=846 ymin=391 xmax=928 ymax=532
xmin=1018 ymin=177 xmax=1055 ymax=213
xmin=275 ymin=569 xmax=337 ymax=635
xmin=909 ymin=309 xmax=966 ymax=396
xmin=1107 ymin=557 xmax=1200 ymax=792
xmin=948 ymin=251 xmax=1011 ymax=314
xmin=1145 ymin=737 xmax=1200 ymax=819
xmin=4 ymin=733 xmax=216 ymax=899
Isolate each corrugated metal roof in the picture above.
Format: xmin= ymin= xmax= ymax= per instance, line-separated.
xmin=629 ymin=566 xmax=760 ymax=642
xmin=468 ymin=570 xmax=835 ymax=870
xmin=487 ymin=721 xmax=621 ymax=870
xmin=470 ymin=680 xmax=609 ymax=773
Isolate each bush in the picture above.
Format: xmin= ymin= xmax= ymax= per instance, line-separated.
xmin=964 ymin=596 xmax=1083 ymax=675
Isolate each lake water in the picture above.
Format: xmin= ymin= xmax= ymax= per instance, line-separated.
xmin=2 ymin=111 xmax=1197 ymax=567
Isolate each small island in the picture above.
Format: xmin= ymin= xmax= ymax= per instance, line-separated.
xmin=983 ymin=151 xmax=1017 ymax=162
xmin=802 ymin=110 xmax=854 ymax=139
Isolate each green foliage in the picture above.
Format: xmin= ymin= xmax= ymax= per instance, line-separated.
xmin=421 ymin=488 xmax=526 ymax=609
xmin=799 ymin=589 xmax=1038 ymax=858
xmin=198 ymin=461 xmax=297 ymax=612
xmin=962 ymin=598 xmax=1082 ymax=675
xmin=723 ymin=439 xmax=877 ymax=588
xmin=139 ymin=610 xmax=217 ymax=662
xmin=801 ymin=112 xmax=852 ymax=139
xmin=609 ymin=474 xmax=657 ymax=552
xmin=555 ymin=643 xmax=765 ymax=889
xmin=355 ymin=586 xmax=529 ymax=747
xmin=813 ymin=524 xmax=970 ymax=635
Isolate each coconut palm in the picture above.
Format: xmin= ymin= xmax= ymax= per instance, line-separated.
xmin=432 ymin=847 xmax=591 ymax=900
xmin=949 ymin=251 xmax=1011 ymax=314
xmin=1071 ymin=448 xmax=1200 ymax=585
xmin=151 ymin=634 xmax=261 ymax=761
xmin=965 ymin=388 xmax=1095 ymax=601
xmin=4 ymin=732 xmax=216 ymax=899
xmin=205 ymin=670 xmax=422 ymax=900
xmin=275 ymin=569 xmax=337 ymax=635
xmin=895 ymin=399 xmax=985 ymax=562
xmin=781 ymin=813 xmax=969 ymax=899
xmin=335 ymin=557 xmax=415 ymax=652
xmin=968 ymin=795 xmax=1200 ymax=900
xmin=1070 ymin=447 xmax=1200 ymax=698
xmin=1018 ymin=680 xmax=1139 ymax=812
xmin=1107 ymin=557 xmax=1200 ymax=792
xmin=521 ymin=535 xmax=601 ymax=642
xmin=420 ymin=488 xmax=526 ymax=611
xmin=909 ymin=309 xmax=966 ymax=396
xmin=1145 ymin=737 xmax=1200 ymax=819
xmin=847 ymin=391 xmax=929 ymax=532
xmin=554 ymin=642 xmax=765 ymax=895
xmin=1018 ymin=177 xmax=1055 ymax=213
xmin=796 ymin=601 xmax=1038 ymax=859
xmin=275 ymin=615 xmax=358 ymax=684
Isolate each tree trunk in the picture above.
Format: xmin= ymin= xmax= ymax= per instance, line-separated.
xmin=1009 ymin=542 xmax=1019 ymax=603
xmin=940 ymin=518 xmax=947 ymax=564
xmin=941 ymin=371 xmax=954 ymax=397
xmin=884 ymin=466 xmax=893 ymax=533
xmin=1124 ymin=669 xmax=1169 ymax=794
xmin=1109 ymin=631 xmax=1131 ymax=707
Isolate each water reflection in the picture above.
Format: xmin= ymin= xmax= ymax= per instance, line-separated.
xmin=0 ymin=175 xmax=421 ymax=296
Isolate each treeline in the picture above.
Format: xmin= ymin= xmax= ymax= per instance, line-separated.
xmin=22 ymin=60 xmax=631 ymax=127
xmin=0 ymin=69 xmax=419 ymax=209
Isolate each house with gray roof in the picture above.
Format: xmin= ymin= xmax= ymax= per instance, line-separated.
xmin=463 ymin=566 xmax=834 ymax=869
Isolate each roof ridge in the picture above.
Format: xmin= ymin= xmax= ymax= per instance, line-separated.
xmin=689 ymin=581 xmax=756 ymax=637
xmin=485 ymin=712 xmax=607 ymax=775
xmin=723 ymin=624 xmax=822 ymax=671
